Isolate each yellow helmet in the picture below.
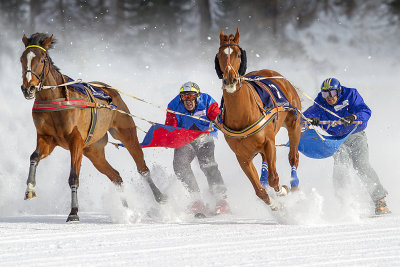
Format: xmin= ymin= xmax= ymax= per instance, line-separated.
xmin=179 ymin=82 xmax=200 ymax=95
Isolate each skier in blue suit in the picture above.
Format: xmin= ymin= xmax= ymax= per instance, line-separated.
xmin=303 ymin=78 xmax=390 ymax=215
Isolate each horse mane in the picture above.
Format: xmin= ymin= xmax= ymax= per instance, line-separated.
xmin=221 ymin=34 xmax=236 ymax=43
xmin=26 ymin=33 xmax=60 ymax=72
xmin=26 ymin=33 xmax=56 ymax=49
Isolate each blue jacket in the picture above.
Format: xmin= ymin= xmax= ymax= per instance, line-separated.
xmin=303 ymin=86 xmax=371 ymax=136
xmin=166 ymin=93 xmax=219 ymax=135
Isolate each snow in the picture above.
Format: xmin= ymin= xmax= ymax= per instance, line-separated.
xmin=1 ymin=4 xmax=400 ymax=266
xmin=1 ymin=214 xmax=399 ymax=266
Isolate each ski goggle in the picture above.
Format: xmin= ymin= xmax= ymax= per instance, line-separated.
xmin=321 ymin=90 xmax=338 ymax=98
xmin=180 ymin=94 xmax=197 ymax=101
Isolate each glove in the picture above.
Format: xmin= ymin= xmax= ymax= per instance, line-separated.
xmin=341 ymin=114 xmax=357 ymax=126
xmin=309 ymin=117 xmax=320 ymax=126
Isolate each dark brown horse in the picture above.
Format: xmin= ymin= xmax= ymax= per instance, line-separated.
xmin=214 ymin=29 xmax=302 ymax=210
xmin=20 ymin=33 xmax=166 ymax=222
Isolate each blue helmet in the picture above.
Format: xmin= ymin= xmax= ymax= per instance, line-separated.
xmin=321 ymin=78 xmax=341 ymax=92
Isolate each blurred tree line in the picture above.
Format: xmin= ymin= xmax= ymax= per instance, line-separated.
xmin=0 ymin=0 xmax=399 ymax=76
xmin=1 ymin=0 xmax=398 ymax=45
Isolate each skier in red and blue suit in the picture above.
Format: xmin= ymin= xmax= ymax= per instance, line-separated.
xmin=165 ymin=81 xmax=230 ymax=216
xmin=303 ymin=78 xmax=390 ymax=215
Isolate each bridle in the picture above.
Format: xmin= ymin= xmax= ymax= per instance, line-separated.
xmin=22 ymin=45 xmax=51 ymax=93
xmin=215 ymin=40 xmax=247 ymax=85
xmin=219 ymin=42 xmax=241 ymax=80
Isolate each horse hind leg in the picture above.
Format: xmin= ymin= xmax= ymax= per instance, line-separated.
xmin=109 ymin=127 xmax=167 ymax=203
xmin=25 ymin=135 xmax=56 ymax=200
xmin=286 ymin=113 xmax=301 ymax=191
xmin=66 ymin=129 xmax=85 ymax=222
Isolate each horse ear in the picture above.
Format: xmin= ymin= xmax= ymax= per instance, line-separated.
xmin=22 ymin=34 xmax=28 ymax=47
xmin=219 ymin=30 xmax=225 ymax=45
xmin=234 ymin=28 xmax=240 ymax=44
xmin=42 ymin=34 xmax=54 ymax=50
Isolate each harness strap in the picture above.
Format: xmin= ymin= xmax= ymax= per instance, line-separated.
xmin=32 ymin=94 xmax=98 ymax=144
xmin=244 ymin=82 xmax=265 ymax=113
xmin=254 ymin=80 xmax=280 ymax=130
xmin=83 ymin=86 xmax=98 ymax=144
xmin=214 ymin=106 xmax=287 ymax=138
xmin=32 ymin=98 xmax=97 ymax=111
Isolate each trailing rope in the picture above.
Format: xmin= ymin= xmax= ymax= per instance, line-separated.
xmin=36 ymin=76 xmax=356 ymax=143
xmin=96 ymin=103 xmax=150 ymax=133
xmin=34 ymin=80 xmax=211 ymax=124
xmin=240 ymin=75 xmax=357 ymax=141
xmin=241 ymin=75 xmax=346 ymax=122
xmin=108 ymin=87 xmax=211 ymax=123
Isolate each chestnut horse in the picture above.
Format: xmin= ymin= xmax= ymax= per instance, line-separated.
xmin=214 ymin=29 xmax=302 ymax=210
xmin=20 ymin=33 xmax=166 ymax=222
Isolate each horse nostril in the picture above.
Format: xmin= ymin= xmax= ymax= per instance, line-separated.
xmin=223 ymin=79 xmax=228 ymax=86
xmin=29 ymin=85 xmax=36 ymax=91
xmin=233 ymin=78 xmax=237 ymax=84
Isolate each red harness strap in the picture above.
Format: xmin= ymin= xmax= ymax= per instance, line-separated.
xmin=32 ymin=98 xmax=97 ymax=112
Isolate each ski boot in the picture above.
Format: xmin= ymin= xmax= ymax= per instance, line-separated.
xmin=375 ymin=198 xmax=391 ymax=215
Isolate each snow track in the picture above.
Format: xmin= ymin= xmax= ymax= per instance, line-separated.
xmin=0 ymin=213 xmax=399 ymax=266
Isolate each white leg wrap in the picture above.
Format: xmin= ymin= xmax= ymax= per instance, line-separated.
xmin=276 ymin=185 xmax=288 ymax=197
xmin=268 ymin=198 xmax=283 ymax=211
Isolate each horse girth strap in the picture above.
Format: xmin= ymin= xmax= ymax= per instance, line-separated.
xmin=214 ymin=106 xmax=287 ymax=138
xmin=32 ymin=86 xmax=100 ymax=144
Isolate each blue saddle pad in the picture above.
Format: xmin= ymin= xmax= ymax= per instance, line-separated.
xmin=246 ymin=75 xmax=291 ymax=109
xmin=286 ymin=127 xmax=358 ymax=159
xmin=219 ymin=75 xmax=293 ymax=113
xmin=67 ymin=77 xmax=112 ymax=101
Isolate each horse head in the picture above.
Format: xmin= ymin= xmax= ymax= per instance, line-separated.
xmin=20 ymin=33 xmax=55 ymax=99
xmin=215 ymin=28 xmax=247 ymax=93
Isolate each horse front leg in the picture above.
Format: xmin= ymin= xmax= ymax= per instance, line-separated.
xmin=67 ymin=131 xmax=84 ymax=222
xmin=25 ymin=135 xmax=55 ymax=200
xmin=236 ymin=155 xmax=281 ymax=210
xmin=264 ymin=139 xmax=288 ymax=197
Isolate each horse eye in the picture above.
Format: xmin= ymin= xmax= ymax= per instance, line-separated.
xmin=41 ymin=59 xmax=44 ymax=63
xmin=237 ymin=54 xmax=241 ymax=58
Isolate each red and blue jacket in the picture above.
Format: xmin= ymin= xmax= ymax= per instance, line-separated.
xmin=165 ymin=93 xmax=220 ymax=136
xmin=303 ymin=86 xmax=371 ymax=136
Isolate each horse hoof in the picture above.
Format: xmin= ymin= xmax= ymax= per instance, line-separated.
xmin=268 ymin=198 xmax=283 ymax=211
xmin=156 ymin=193 xmax=168 ymax=204
xmin=291 ymin=186 xmax=299 ymax=192
xmin=276 ymin=185 xmax=289 ymax=197
xmin=66 ymin=214 xmax=80 ymax=222
xmin=24 ymin=191 xmax=37 ymax=200
xmin=121 ymin=199 xmax=129 ymax=208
